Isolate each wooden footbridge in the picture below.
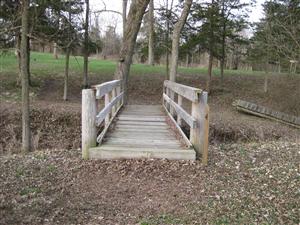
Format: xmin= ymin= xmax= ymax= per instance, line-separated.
xmin=82 ymin=80 xmax=209 ymax=164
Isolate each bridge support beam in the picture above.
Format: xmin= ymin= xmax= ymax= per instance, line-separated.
xmin=82 ymin=89 xmax=97 ymax=159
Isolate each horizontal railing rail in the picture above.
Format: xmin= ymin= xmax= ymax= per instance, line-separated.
xmin=82 ymin=80 xmax=124 ymax=159
xmin=163 ymin=80 xmax=209 ymax=164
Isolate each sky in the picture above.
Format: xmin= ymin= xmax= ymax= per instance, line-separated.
xmin=89 ymin=0 xmax=265 ymax=35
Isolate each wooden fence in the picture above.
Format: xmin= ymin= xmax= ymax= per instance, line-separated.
xmin=82 ymin=80 xmax=123 ymax=159
xmin=163 ymin=80 xmax=209 ymax=164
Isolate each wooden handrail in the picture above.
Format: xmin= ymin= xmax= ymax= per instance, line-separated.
xmin=96 ymin=92 xmax=124 ymax=126
xmin=164 ymin=80 xmax=202 ymax=102
xmin=92 ymin=80 xmax=121 ymax=99
xmin=163 ymin=80 xmax=209 ymax=165
xmin=163 ymin=93 xmax=197 ymax=128
xmin=82 ymin=79 xmax=124 ymax=159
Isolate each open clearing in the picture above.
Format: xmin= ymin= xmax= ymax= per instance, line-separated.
xmin=0 ymin=52 xmax=299 ymax=224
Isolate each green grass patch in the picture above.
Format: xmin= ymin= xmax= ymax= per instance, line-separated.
xmin=0 ymin=51 xmax=267 ymax=79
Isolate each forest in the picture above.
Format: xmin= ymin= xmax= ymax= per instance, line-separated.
xmin=0 ymin=0 xmax=299 ymax=224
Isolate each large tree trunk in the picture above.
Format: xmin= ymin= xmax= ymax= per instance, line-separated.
xmin=122 ymin=0 xmax=128 ymax=39
xmin=83 ymin=0 xmax=89 ymax=88
xmin=169 ymin=0 xmax=192 ymax=81
xmin=20 ymin=0 xmax=31 ymax=152
xmin=64 ymin=48 xmax=70 ymax=101
xmin=114 ymin=0 xmax=150 ymax=103
xmin=148 ymin=0 xmax=154 ymax=66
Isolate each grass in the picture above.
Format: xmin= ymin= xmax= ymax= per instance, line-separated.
xmin=0 ymin=51 xmax=265 ymax=79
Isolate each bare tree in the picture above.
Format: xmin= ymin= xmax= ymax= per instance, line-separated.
xmin=122 ymin=0 xmax=128 ymax=38
xmin=83 ymin=0 xmax=89 ymax=88
xmin=114 ymin=0 xmax=150 ymax=103
xmin=148 ymin=0 xmax=154 ymax=66
xmin=169 ymin=0 xmax=193 ymax=81
xmin=20 ymin=0 xmax=31 ymax=152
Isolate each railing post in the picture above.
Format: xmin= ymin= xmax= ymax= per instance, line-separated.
xmin=105 ymin=93 xmax=110 ymax=126
xmin=190 ymin=91 xmax=209 ymax=165
xmin=82 ymin=89 xmax=97 ymax=159
xmin=111 ymin=88 xmax=116 ymax=114
xmin=177 ymin=95 xmax=183 ymax=126
xmin=169 ymin=90 xmax=175 ymax=116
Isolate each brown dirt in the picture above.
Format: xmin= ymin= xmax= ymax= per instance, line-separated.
xmin=0 ymin=72 xmax=300 ymax=224
xmin=0 ymin=141 xmax=299 ymax=224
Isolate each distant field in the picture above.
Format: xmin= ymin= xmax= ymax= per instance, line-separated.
xmin=0 ymin=51 xmax=264 ymax=78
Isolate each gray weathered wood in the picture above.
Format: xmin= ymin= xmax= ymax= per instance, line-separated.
xmin=111 ymin=88 xmax=117 ymax=114
xmin=190 ymin=91 xmax=209 ymax=165
xmin=93 ymin=80 xmax=121 ymax=99
xmin=96 ymin=92 xmax=124 ymax=126
xmin=82 ymin=89 xmax=97 ymax=159
xmin=164 ymin=80 xmax=202 ymax=102
xmin=177 ymin=95 xmax=183 ymax=126
xmin=163 ymin=93 xmax=197 ymax=128
xmin=163 ymin=104 xmax=192 ymax=148
xmin=97 ymin=104 xmax=123 ymax=144
xmin=89 ymin=146 xmax=195 ymax=160
xmin=104 ymin=93 xmax=110 ymax=126
xmin=234 ymin=100 xmax=300 ymax=128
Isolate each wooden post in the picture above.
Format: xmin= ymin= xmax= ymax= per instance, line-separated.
xmin=82 ymin=89 xmax=97 ymax=159
xmin=177 ymin=95 xmax=183 ymax=126
xmin=190 ymin=91 xmax=209 ymax=165
xmin=105 ymin=93 xmax=110 ymax=126
xmin=112 ymin=88 xmax=116 ymax=114
xmin=170 ymin=90 xmax=175 ymax=116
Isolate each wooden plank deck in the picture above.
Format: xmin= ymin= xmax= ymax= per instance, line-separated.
xmin=89 ymin=105 xmax=196 ymax=160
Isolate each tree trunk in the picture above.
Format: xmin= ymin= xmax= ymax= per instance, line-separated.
xmin=264 ymin=62 xmax=269 ymax=93
xmin=169 ymin=0 xmax=192 ymax=81
xmin=220 ymin=0 xmax=226 ymax=86
xmin=148 ymin=0 xmax=154 ymax=66
xmin=20 ymin=0 xmax=31 ymax=152
xmin=122 ymin=0 xmax=128 ymax=39
xmin=206 ymin=0 xmax=215 ymax=93
xmin=114 ymin=0 xmax=150 ymax=103
xmin=64 ymin=48 xmax=70 ymax=101
xmin=16 ymin=33 xmax=21 ymax=85
xmin=165 ymin=0 xmax=170 ymax=79
xmin=185 ymin=53 xmax=189 ymax=67
xmin=83 ymin=0 xmax=89 ymax=88
xmin=53 ymin=42 xmax=58 ymax=59
xmin=27 ymin=36 xmax=32 ymax=86
xmin=206 ymin=51 xmax=213 ymax=92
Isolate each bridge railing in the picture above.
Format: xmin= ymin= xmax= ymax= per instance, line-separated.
xmin=163 ymin=80 xmax=209 ymax=164
xmin=82 ymin=80 xmax=123 ymax=159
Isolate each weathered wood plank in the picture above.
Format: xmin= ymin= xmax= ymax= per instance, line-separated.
xmin=96 ymin=104 xmax=123 ymax=144
xmin=234 ymin=100 xmax=300 ymax=128
xmin=82 ymin=89 xmax=97 ymax=159
xmin=117 ymin=121 xmax=167 ymax=126
xmin=190 ymin=91 xmax=209 ymax=165
xmin=163 ymin=105 xmax=192 ymax=148
xmin=96 ymin=92 xmax=124 ymax=126
xmin=89 ymin=146 xmax=195 ymax=160
xmin=163 ymin=93 xmax=197 ymax=128
xmin=164 ymin=80 xmax=202 ymax=102
xmin=93 ymin=80 xmax=121 ymax=99
xmin=118 ymin=116 xmax=165 ymax=122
